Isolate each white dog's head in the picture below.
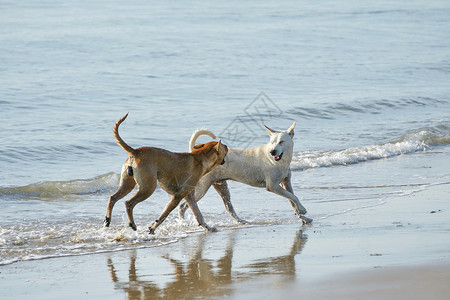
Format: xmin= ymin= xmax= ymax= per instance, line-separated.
xmin=264 ymin=122 xmax=296 ymax=162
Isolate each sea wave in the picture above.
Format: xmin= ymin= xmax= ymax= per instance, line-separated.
xmin=292 ymin=127 xmax=450 ymax=170
xmin=1 ymin=128 xmax=448 ymax=198
xmin=0 ymin=172 xmax=119 ymax=199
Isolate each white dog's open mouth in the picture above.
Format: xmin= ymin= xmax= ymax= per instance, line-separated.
xmin=274 ymin=153 xmax=283 ymax=161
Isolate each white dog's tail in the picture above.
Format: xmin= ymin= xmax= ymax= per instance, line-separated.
xmin=189 ymin=128 xmax=217 ymax=151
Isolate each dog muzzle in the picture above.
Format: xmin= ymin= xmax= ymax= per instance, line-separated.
xmin=270 ymin=149 xmax=283 ymax=161
xmin=274 ymin=153 xmax=283 ymax=161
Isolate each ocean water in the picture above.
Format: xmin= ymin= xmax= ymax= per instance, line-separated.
xmin=1 ymin=0 xmax=449 ymax=266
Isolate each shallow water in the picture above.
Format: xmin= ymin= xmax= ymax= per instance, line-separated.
xmin=1 ymin=0 xmax=449 ymax=266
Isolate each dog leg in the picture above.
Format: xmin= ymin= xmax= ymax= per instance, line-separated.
xmin=104 ymin=167 xmax=136 ymax=227
xmin=148 ymin=195 xmax=184 ymax=234
xmin=266 ymin=183 xmax=308 ymax=216
xmin=178 ymin=174 xmax=215 ymax=219
xmin=213 ymin=181 xmax=248 ymax=224
xmin=280 ymin=169 xmax=294 ymax=193
xmin=184 ymin=193 xmax=217 ymax=232
xmin=280 ymin=172 xmax=313 ymax=224
xmin=125 ymin=185 xmax=155 ymax=231
xmin=178 ymin=202 xmax=189 ymax=219
xmin=272 ymin=185 xmax=311 ymax=224
xmin=266 ymin=181 xmax=307 ymax=215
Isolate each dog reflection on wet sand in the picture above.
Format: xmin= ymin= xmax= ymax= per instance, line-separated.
xmin=106 ymin=228 xmax=307 ymax=299
xmin=104 ymin=113 xmax=228 ymax=234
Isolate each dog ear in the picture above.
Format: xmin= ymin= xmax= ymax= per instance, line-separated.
xmin=264 ymin=125 xmax=276 ymax=137
xmin=287 ymin=121 xmax=296 ymax=137
xmin=214 ymin=140 xmax=222 ymax=152
xmin=193 ymin=143 xmax=205 ymax=149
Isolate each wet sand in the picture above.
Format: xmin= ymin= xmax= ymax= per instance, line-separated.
xmin=228 ymin=263 xmax=450 ymax=300
xmin=1 ymin=182 xmax=449 ymax=299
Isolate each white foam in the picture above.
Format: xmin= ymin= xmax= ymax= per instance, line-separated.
xmin=292 ymin=129 xmax=448 ymax=170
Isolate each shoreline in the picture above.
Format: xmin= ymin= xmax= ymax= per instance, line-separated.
xmin=1 ymin=182 xmax=449 ymax=299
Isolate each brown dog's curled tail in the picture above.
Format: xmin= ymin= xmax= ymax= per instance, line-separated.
xmin=113 ymin=113 xmax=136 ymax=156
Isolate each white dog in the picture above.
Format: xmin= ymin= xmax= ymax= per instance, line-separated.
xmin=178 ymin=122 xmax=312 ymax=224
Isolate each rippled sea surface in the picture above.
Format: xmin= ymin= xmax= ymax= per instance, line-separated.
xmin=1 ymin=0 xmax=449 ymax=265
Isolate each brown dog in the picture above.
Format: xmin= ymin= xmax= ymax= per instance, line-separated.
xmin=104 ymin=114 xmax=228 ymax=234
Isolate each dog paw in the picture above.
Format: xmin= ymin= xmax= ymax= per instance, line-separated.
xmin=148 ymin=227 xmax=155 ymax=235
xmin=237 ymin=218 xmax=249 ymax=225
xmin=205 ymin=226 xmax=218 ymax=233
xmin=104 ymin=217 xmax=111 ymax=227
xmin=300 ymin=215 xmax=313 ymax=225
xmin=129 ymin=222 xmax=137 ymax=231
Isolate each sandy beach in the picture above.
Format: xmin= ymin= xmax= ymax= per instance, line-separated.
xmin=1 ymin=182 xmax=449 ymax=300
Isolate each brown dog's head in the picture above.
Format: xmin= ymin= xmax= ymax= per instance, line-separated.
xmin=193 ymin=140 xmax=228 ymax=168
xmin=213 ymin=140 xmax=228 ymax=166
